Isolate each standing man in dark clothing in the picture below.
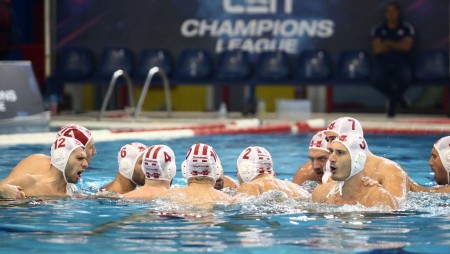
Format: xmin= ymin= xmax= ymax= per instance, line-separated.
xmin=370 ymin=2 xmax=415 ymax=117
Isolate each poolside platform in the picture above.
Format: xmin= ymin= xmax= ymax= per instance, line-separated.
xmin=1 ymin=111 xmax=449 ymax=146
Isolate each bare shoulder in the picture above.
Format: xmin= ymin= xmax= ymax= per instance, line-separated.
xmin=284 ymin=180 xmax=310 ymax=198
xmin=122 ymin=189 xmax=143 ymax=198
xmin=364 ymin=186 xmax=399 ymax=209
xmin=213 ymin=188 xmax=232 ymax=201
xmin=378 ymin=159 xmax=407 ymax=183
xmin=236 ymin=182 xmax=260 ymax=196
xmin=223 ymin=176 xmax=239 ymax=189
xmin=10 ymin=153 xmax=50 ymax=175
xmin=161 ymin=187 xmax=184 ymax=196
xmin=312 ymin=182 xmax=332 ymax=202
xmin=292 ymin=161 xmax=313 ymax=185
xmin=374 ymin=156 xmax=405 ymax=173
xmin=17 ymin=154 xmax=49 ymax=165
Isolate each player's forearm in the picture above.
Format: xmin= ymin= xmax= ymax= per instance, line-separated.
xmin=409 ymin=178 xmax=429 ymax=192
xmin=429 ymin=185 xmax=450 ymax=193
xmin=0 ymin=184 xmax=26 ymax=199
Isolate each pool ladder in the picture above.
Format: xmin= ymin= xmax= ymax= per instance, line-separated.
xmin=97 ymin=67 xmax=172 ymax=121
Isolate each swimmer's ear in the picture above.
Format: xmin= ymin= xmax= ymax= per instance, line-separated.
xmin=353 ymin=152 xmax=367 ymax=173
xmin=237 ymin=161 xmax=254 ymax=182
xmin=214 ymin=162 xmax=223 ymax=180
xmin=52 ymin=149 xmax=66 ymax=170
xmin=166 ymin=161 xmax=177 ymax=180
xmin=444 ymin=151 xmax=450 ymax=168
xmin=181 ymin=160 xmax=188 ymax=178
xmin=119 ymin=159 xmax=133 ymax=179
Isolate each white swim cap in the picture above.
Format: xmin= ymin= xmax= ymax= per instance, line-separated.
xmin=237 ymin=146 xmax=273 ymax=183
xmin=328 ymin=132 xmax=368 ymax=197
xmin=142 ymin=145 xmax=176 ymax=181
xmin=333 ymin=132 xmax=368 ymax=179
xmin=117 ymin=142 xmax=147 ymax=181
xmin=181 ymin=143 xmax=223 ymax=182
xmin=57 ymin=124 xmax=93 ymax=146
xmin=51 ymin=136 xmax=85 ymax=183
xmin=326 ymin=117 xmax=364 ymax=137
xmin=309 ymin=130 xmax=329 ymax=152
xmin=434 ymin=136 xmax=450 ymax=183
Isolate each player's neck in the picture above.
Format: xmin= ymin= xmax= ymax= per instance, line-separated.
xmin=115 ymin=173 xmax=136 ymax=193
xmin=188 ymin=181 xmax=214 ymax=189
xmin=253 ymin=173 xmax=272 ymax=181
xmin=49 ymin=165 xmax=68 ymax=194
xmin=146 ymin=179 xmax=170 ymax=188
xmin=341 ymin=172 xmax=364 ymax=199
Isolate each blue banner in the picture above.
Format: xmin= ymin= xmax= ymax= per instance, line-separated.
xmin=56 ymin=0 xmax=449 ymax=57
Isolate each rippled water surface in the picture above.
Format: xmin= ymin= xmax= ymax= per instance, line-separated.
xmin=1 ymin=134 xmax=449 ymax=253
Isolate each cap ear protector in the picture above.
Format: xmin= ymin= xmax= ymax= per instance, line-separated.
xmin=444 ymin=151 xmax=450 ymax=167
xmin=434 ymin=136 xmax=450 ymax=184
xmin=444 ymin=151 xmax=450 ymax=184
xmin=166 ymin=160 xmax=177 ymax=180
xmin=215 ymin=160 xmax=224 ymax=180
xmin=237 ymin=160 xmax=256 ymax=183
xmin=353 ymin=151 xmax=367 ymax=173
xmin=181 ymin=160 xmax=188 ymax=178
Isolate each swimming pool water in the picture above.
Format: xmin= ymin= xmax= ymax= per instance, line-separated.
xmin=1 ymin=133 xmax=449 ymax=253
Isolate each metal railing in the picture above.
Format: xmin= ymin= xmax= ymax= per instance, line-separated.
xmin=97 ymin=70 xmax=135 ymax=121
xmin=134 ymin=66 xmax=172 ymax=119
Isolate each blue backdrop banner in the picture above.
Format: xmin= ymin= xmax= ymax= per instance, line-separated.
xmin=56 ymin=0 xmax=449 ymax=58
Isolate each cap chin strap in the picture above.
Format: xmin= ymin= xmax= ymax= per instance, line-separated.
xmin=62 ymin=170 xmax=69 ymax=184
xmin=322 ymin=161 xmax=332 ymax=184
xmin=327 ymin=181 xmax=344 ymax=198
xmin=130 ymin=177 xmax=139 ymax=186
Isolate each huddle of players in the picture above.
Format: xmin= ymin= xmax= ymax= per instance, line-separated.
xmin=0 ymin=124 xmax=304 ymax=209
xmin=1 ymin=117 xmax=449 ymax=210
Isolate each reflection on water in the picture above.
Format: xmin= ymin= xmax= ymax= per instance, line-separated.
xmin=2 ymin=190 xmax=449 ymax=253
